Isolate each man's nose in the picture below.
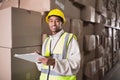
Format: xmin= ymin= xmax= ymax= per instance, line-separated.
xmin=53 ymin=21 xmax=56 ymax=25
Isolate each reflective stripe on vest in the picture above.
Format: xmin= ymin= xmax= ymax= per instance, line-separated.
xmin=43 ymin=32 xmax=74 ymax=58
xmin=40 ymin=32 xmax=76 ymax=80
xmin=40 ymin=73 xmax=76 ymax=80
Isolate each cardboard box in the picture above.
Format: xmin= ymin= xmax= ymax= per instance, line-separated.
xmin=0 ymin=0 xmax=51 ymax=12
xmin=84 ymin=60 xmax=97 ymax=78
xmin=84 ymin=50 xmax=96 ymax=63
xmin=41 ymin=12 xmax=51 ymax=35
xmin=96 ymin=35 xmax=100 ymax=47
xmin=81 ymin=6 xmax=95 ymax=22
xmin=105 ymin=19 xmax=111 ymax=26
xmin=71 ymin=19 xmax=83 ymax=36
xmin=0 ymin=0 xmax=81 ymax=18
xmin=84 ymin=35 xmax=96 ymax=51
xmin=96 ymin=57 xmax=104 ymax=69
xmin=71 ymin=19 xmax=83 ymax=50
xmin=100 ymin=15 xmax=106 ymax=24
xmin=95 ymin=12 xmax=101 ymax=23
xmin=63 ymin=18 xmax=71 ymax=32
xmin=105 ymin=28 xmax=112 ymax=37
xmin=115 ymin=21 xmax=120 ymax=28
xmin=83 ymin=23 xmax=95 ymax=34
xmin=64 ymin=0 xmax=81 ymax=18
xmin=96 ymin=45 xmax=105 ymax=58
xmin=101 ymin=7 xmax=107 ymax=18
xmin=111 ymin=20 xmax=115 ymax=27
xmin=69 ymin=0 xmax=87 ymax=6
xmin=0 ymin=7 xmax=42 ymax=48
xmin=96 ymin=2 xmax=107 ymax=18
xmin=42 ymin=34 xmax=49 ymax=44
xmin=0 ymin=46 xmax=41 ymax=80
xmin=94 ymin=23 xmax=105 ymax=35
xmin=95 ymin=0 xmax=104 ymax=13
xmin=86 ymin=0 xmax=96 ymax=8
xmin=107 ymin=11 xmax=116 ymax=21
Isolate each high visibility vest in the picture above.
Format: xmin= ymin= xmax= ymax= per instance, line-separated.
xmin=40 ymin=32 xmax=77 ymax=80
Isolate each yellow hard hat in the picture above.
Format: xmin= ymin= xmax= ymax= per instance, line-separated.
xmin=46 ymin=9 xmax=66 ymax=24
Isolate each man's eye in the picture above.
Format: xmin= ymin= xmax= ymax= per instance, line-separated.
xmin=56 ymin=20 xmax=60 ymax=22
xmin=49 ymin=20 xmax=53 ymax=22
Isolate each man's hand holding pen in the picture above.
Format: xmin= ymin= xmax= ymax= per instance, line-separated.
xmin=37 ymin=57 xmax=55 ymax=66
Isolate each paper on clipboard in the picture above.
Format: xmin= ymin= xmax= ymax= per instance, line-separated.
xmin=14 ymin=53 xmax=44 ymax=63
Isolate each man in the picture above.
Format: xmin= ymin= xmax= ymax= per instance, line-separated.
xmin=36 ymin=9 xmax=81 ymax=80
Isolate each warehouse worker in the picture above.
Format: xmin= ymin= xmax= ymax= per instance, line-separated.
xmin=36 ymin=8 xmax=81 ymax=80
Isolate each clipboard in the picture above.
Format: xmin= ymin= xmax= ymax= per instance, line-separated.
xmin=14 ymin=53 xmax=44 ymax=63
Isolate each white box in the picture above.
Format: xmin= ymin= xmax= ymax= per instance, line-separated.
xmin=0 ymin=7 xmax=42 ymax=48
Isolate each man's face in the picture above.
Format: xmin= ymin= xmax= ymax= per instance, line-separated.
xmin=48 ymin=16 xmax=62 ymax=34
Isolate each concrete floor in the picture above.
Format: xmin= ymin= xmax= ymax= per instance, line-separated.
xmin=102 ymin=61 xmax=120 ymax=80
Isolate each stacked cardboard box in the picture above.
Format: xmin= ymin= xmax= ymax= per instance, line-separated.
xmin=0 ymin=0 xmax=120 ymax=80
xmin=71 ymin=19 xmax=83 ymax=50
xmin=85 ymin=0 xmax=96 ymax=8
xmin=0 ymin=7 xmax=42 ymax=48
xmin=95 ymin=13 xmax=101 ymax=23
xmin=94 ymin=23 xmax=105 ymax=35
xmin=81 ymin=6 xmax=95 ymax=23
xmin=0 ymin=7 xmax=42 ymax=80
xmin=0 ymin=0 xmax=81 ymax=19
xmin=69 ymin=0 xmax=87 ymax=6
xmin=0 ymin=0 xmax=51 ymax=12
xmin=84 ymin=35 xmax=96 ymax=51
xmin=84 ymin=57 xmax=104 ymax=80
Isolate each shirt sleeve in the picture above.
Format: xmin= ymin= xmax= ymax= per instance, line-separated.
xmin=53 ymin=37 xmax=81 ymax=75
xmin=35 ymin=38 xmax=47 ymax=71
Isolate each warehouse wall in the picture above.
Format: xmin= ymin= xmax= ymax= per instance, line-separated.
xmin=0 ymin=0 xmax=120 ymax=80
